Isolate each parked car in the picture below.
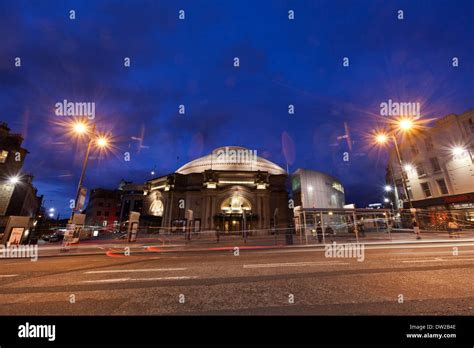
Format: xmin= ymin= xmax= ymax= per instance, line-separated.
xmin=48 ymin=232 xmax=64 ymax=242
xmin=42 ymin=232 xmax=64 ymax=243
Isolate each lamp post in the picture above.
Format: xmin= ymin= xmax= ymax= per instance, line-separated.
xmin=391 ymin=134 xmax=413 ymax=210
xmin=373 ymin=117 xmax=420 ymax=237
xmin=375 ymin=132 xmax=413 ymax=210
xmin=375 ymin=118 xmax=415 ymax=209
xmin=72 ymin=123 xmax=96 ymax=217
xmin=69 ymin=121 xmax=110 ymax=221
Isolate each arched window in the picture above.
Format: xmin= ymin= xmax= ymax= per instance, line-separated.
xmin=220 ymin=196 xmax=252 ymax=213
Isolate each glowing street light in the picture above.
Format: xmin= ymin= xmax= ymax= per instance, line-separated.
xmin=375 ymin=133 xmax=389 ymax=145
xmin=384 ymin=198 xmax=390 ymax=203
xmin=397 ymin=118 xmax=414 ymax=132
xmin=452 ymin=146 xmax=465 ymax=156
xmin=404 ymin=164 xmax=413 ymax=172
xmin=384 ymin=185 xmax=392 ymax=192
xmin=72 ymin=121 xmax=88 ymax=135
xmin=67 ymin=121 xmax=112 ymax=219
xmin=8 ymin=175 xmax=20 ymax=185
xmin=49 ymin=208 xmax=55 ymax=213
xmin=96 ymin=137 xmax=109 ymax=148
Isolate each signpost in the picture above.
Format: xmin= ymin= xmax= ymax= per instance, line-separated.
xmin=1 ymin=216 xmax=31 ymax=246
xmin=63 ymin=213 xmax=86 ymax=250
xmin=76 ymin=187 xmax=87 ymax=212
xmin=128 ymin=212 xmax=140 ymax=242
xmin=8 ymin=227 xmax=25 ymax=246
xmin=185 ymin=209 xmax=193 ymax=240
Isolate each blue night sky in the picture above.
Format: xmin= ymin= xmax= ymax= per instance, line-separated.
xmin=1 ymin=0 xmax=473 ymax=217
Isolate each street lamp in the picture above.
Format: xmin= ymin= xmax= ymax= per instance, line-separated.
xmin=398 ymin=118 xmax=414 ymax=132
xmin=8 ymin=175 xmax=20 ymax=185
xmin=451 ymin=145 xmax=473 ymax=162
xmin=69 ymin=121 xmax=110 ymax=219
xmin=72 ymin=122 xmax=88 ymax=135
xmin=372 ymin=116 xmax=421 ymax=236
xmin=96 ymin=137 xmax=109 ymax=148
xmin=384 ymin=185 xmax=392 ymax=192
xmin=373 ymin=130 xmax=414 ymax=210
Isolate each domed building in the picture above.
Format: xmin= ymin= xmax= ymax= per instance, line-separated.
xmin=142 ymin=146 xmax=291 ymax=233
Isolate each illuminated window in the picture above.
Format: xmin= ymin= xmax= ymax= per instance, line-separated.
xmin=221 ymin=196 xmax=252 ymax=213
xmin=0 ymin=150 xmax=8 ymax=163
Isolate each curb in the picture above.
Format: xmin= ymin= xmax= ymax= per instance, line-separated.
xmin=8 ymin=236 xmax=471 ymax=260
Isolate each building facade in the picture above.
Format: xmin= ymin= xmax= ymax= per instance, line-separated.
xmin=5 ymin=174 xmax=42 ymax=217
xmin=84 ymin=188 xmax=121 ymax=228
xmin=0 ymin=122 xmax=41 ymax=218
xmin=117 ymin=181 xmax=150 ymax=226
xmin=291 ymin=168 xmax=345 ymax=209
xmin=138 ymin=146 xmax=291 ymax=233
xmin=116 ymin=146 xmax=347 ymax=234
xmin=387 ymin=109 xmax=474 ymax=215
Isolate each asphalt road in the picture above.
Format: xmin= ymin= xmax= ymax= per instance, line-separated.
xmin=1 ymin=241 xmax=473 ymax=315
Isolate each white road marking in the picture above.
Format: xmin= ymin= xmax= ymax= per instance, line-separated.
xmin=393 ymin=254 xmax=474 ymax=261
xmin=0 ymin=274 xmax=19 ymax=278
xmin=81 ymin=276 xmax=197 ymax=284
xmin=85 ymin=267 xmax=186 ymax=274
xmin=364 ymin=243 xmax=474 ymax=250
xmin=82 ymin=278 xmax=130 ymax=283
xmin=243 ymin=261 xmax=349 ymax=269
xmin=261 ymin=242 xmax=474 ymax=256
xmin=391 ymin=250 xmax=474 ymax=257
xmin=401 ymin=258 xmax=474 ymax=263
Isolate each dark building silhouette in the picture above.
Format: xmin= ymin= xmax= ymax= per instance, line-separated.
xmin=0 ymin=122 xmax=42 ymax=218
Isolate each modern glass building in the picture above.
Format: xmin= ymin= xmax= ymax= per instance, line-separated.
xmin=291 ymin=168 xmax=345 ymax=209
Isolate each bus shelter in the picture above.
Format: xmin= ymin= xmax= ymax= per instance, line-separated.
xmin=293 ymin=207 xmax=392 ymax=244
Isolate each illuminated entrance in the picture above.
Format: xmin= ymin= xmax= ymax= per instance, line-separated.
xmin=215 ymin=196 xmax=257 ymax=233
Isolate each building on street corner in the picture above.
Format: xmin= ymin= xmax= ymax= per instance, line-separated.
xmin=386 ymin=109 xmax=474 ymax=224
xmin=0 ymin=123 xmax=42 ymax=219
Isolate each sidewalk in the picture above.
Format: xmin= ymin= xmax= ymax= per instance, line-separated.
xmin=7 ymin=229 xmax=470 ymax=259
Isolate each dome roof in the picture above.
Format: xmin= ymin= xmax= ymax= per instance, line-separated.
xmin=176 ymin=146 xmax=287 ymax=175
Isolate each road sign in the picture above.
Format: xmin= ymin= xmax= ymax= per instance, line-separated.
xmin=71 ymin=213 xmax=86 ymax=225
xmin=1 ymin=216 xmax=31 ymax=246
xmin=75 ymin=187 xmax=87 ymax=211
